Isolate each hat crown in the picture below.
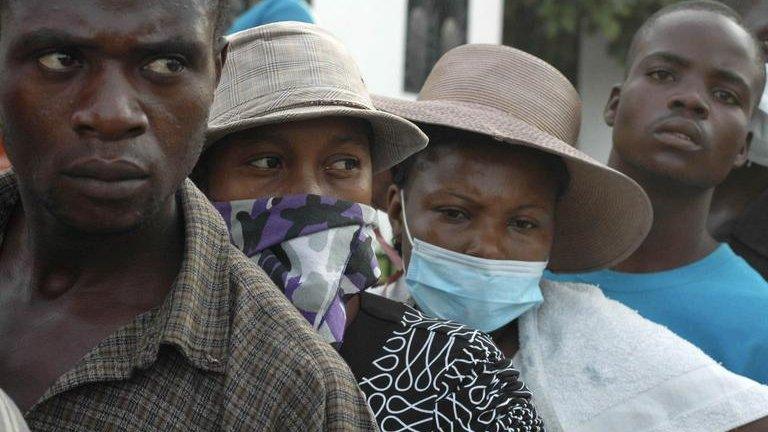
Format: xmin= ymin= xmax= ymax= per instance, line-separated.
xmin=419 ymin=44 xmax=581 ymax=145
xmin=209 ymin=22 xmax=373 ymax=127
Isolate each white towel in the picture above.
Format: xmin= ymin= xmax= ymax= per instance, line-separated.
xmin=0 ymin=389 xmax=29 ymax=432
xmin=514 ymin=280 xmax=768 ymax=432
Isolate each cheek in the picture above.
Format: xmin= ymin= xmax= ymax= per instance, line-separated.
xmin=0 ymin=82 xmax=76 ymax=182
xmin=324 ymin=170 xmax=373 ymax=204
xmin=147 ymin=82 xmax=212 ymax=177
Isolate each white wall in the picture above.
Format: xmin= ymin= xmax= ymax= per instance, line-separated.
xmin=577 ymin=33 xmax=625 ymax=162
xmin=313 ymin=0 xmax=503 ymax=99
xmin=313 ymin=1 xmax=617 ymax=162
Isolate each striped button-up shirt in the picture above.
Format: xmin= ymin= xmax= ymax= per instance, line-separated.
xmin=0 ymin=172 xmax=376 ymax=431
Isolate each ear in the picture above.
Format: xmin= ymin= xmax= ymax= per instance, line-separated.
xmin=386 ymin=184 xmax=403 ymax=245
xmin=604 ymin=85 xmax=622 ymax=127
xmin=734 ymin=131 xmax=752 ymax=168
xmin=214 ymin=38 xmax=230 ymax=87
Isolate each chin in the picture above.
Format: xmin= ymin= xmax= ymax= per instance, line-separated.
xmin=640 ymin=157 xmax=720 ymax=189
xmin=42 ymin=192 xmax=165 ymax=237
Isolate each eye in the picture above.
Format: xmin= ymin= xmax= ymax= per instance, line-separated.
xmin=647 ymin=69 xmax=674 ymax=83
xmin=510 ymin=218 xmax=538 ymax=231
xmin=436 ymin=207 xmax=469 ymax=222
xmin=248 ymin=156 xmax=281 ymax=169
xmin=142 ymin=57 xmax=186 ymax=76
xmin=37 ymin=52 xmax=82 ymax=72
xmin=713 ymin=89 xmax=740 ymax=106
xmin=326 ymin=157 xmax=360 ymax=171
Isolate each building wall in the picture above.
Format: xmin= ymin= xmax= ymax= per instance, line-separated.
xmin=312 ymin=1 xmax=619 ymax=162
xmin=577 ymin=34 xmax=625 ymax=162
xmin=313 ymin=0 xmax=503 ymax=100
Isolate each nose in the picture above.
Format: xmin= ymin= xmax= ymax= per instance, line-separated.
xmin=464 ymin=223 xmax=508 ymax=260
xmin=668 ymin=84 xmax=709 ymax=119
xmin=283 ymin=166 xmax=325 ymax=196
xmin=71 ymin=65 xmax=149 ymax=141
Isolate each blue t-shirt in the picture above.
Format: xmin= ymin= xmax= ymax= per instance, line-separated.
xmin=547 ymin=244 xmax=768 ymax=384
xmin=228 ymin=0 xmax=314 ymax=35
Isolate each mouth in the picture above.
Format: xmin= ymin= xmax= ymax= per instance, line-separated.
xmin=652 ymin=119 xmax=704 ymax=151
xmin=62 ymin=159 xmax=150 ymax=200
xmin=64 ymin=159 xmax=149 ymax=182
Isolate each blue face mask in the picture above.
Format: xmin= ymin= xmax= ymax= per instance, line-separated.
xmin=400 ymin=190 xmax=546 ymax=333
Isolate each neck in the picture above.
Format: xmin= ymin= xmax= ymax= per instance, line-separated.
xmin=609 ymin=150 xmax=719 ymax=273
xmin=7 ymin=192 xmax=184 ymax=307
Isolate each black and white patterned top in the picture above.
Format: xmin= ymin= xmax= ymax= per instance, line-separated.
xmin=340 ymin=293 xmax=544 ymax=432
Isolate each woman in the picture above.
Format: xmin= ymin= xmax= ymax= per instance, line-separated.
xmin=195 ymin=22 xmax=544 ymax=431
xmin=372 ymin=44 xmax=768 ymax=431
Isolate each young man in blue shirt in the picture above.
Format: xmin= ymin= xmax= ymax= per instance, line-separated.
xmin=549 ymin=0 xmax=768 ymax=384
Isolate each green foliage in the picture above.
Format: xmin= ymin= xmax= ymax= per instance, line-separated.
xmin=523 ymin=0 xmax=678 ymax=63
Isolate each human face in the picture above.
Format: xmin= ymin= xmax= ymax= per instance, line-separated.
xmin=387 ymin=139 xmax=559 ymax=269
xmin=0 ymin=0 xmax=224 ymax=233
xmin=202 ymin=117 xmax=373 ymax=204
xmin=605 ymin=11 xmax=763 ymax=188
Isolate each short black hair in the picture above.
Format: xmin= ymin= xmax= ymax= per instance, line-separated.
xmin=626 ymin=0 xmax=765 ymax=70
xmin=392 ymin=123 xmax=571 ymax=200
xmin=0 ymin=0 xmax=235 ymax=40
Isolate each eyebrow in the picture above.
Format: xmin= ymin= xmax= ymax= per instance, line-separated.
xmin=641 ymin=51 xmax=691 ymax=69
xmin=330 ymin=134 xmax=370 ymax=147
xmin=641 ymin=50 xmax=751 ymax=94
xmin=711 ymin=68 xmax=751 ymax=96
xmin=442 ymin=191 xmax=548 ymax=212
xmin=9 ymin=28 xmax=206 ymax=59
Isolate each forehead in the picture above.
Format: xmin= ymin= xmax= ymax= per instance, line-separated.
xmin=634 ymin=11 xmax=762 ymax=85
xmin=0 ymin=0 xmax=214 ymax=48
xmin=237 ymin=117 xmax=372 ymax=141
xmin=411 ymin=142 xmax=559 ymax=199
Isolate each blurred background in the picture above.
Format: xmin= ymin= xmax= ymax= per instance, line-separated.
xmin=0 ymin=0 xmax=693 ymax=170
xmin=229 ymin=0 xmax=682 ymax=162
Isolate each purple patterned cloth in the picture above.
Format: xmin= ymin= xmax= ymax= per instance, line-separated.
xmin=214 ymin=194 xmax=381 ymax=346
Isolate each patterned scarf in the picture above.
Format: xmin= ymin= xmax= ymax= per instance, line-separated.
xmin=214 ymin=194 xmax=381 ymax=347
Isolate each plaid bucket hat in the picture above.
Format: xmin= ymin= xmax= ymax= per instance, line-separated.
xmin=375 ymin=44 xmax=653 ymax=273
xmin=206 ymin=22 xmax=428 ymax=172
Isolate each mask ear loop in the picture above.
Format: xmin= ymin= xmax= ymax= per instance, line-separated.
xmin=399 ymin=189 xmax=415 ymax=247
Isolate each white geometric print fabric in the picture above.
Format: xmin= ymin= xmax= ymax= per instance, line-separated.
xmin=358 ymin=308 xmax=544 ymax=432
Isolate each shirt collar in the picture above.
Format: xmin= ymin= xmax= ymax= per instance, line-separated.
xmin=136 ymin=177 xmax=232 ymax=372
xmin=0 ymin=172 xmax=234 ymax=407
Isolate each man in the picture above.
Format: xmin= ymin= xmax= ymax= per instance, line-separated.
xmin=549 ymin=0 xmax=768 ymax=385
xmin=0 ymin=1 xmax=376 ymax=430
xmin=708 ymin=0 xmax=768 ymax=280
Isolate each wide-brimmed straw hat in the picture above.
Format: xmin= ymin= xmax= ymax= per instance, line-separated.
xmin=375 ymin=44 xmax=652 ymax=272
xmin=206 ymin=22 xmax=427 ymax=172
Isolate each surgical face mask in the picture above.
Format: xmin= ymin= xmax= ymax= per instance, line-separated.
xmin=748 ymin=63 xmax=768 ymax=167
xmin=214 ymin=194 xmax=381 ymax=347
xmin=399 ymin=190 xmax=546 ymax=333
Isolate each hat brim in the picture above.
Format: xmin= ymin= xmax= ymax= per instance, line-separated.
xmin=374 ymin=95 xmax=652 ymax=273
xmin=206 ymin=105 xmax=428 ymax=173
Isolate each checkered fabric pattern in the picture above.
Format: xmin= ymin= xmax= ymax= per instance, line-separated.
xmin=0 ymin=172 xmax=377 ymax=431
xmin=206 ymin=22 xmax=427 ymax=172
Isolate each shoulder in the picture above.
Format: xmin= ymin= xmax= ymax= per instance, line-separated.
xmin=361 ymin=291 xmax=503 ymax=357
xmin=223 ymin=247 xmax=375 ymax=430
xmin=356 ymin=295 xmax=543 ymax=431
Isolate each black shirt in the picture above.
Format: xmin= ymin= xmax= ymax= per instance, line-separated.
xmin=340 ymin=292 xmax=544 ymax=432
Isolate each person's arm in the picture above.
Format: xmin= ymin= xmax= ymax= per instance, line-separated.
xmin=733 ymin=416 xmax=768 ymax=431
xmin=316 ymin=353 xmax=380 ymax=432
